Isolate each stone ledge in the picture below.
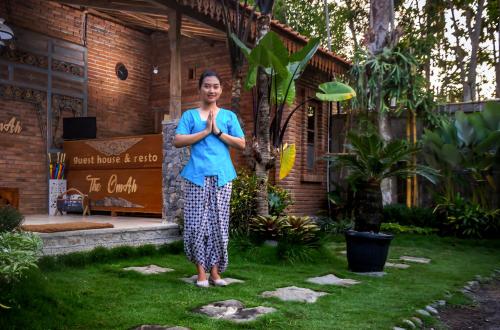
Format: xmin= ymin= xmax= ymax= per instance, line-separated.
xmin=38 ymin=224 xmax=181 ymax=255
xmin=36 ymin=223 xmax=179 ymax=238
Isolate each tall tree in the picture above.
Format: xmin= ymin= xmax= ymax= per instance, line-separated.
xmin=254 ymin=0 xmax=274 ymax=215
xmin=366 ymin=0 xmax=400 ymax=204
xmin=221 ymin=0 xmax=255 ymax=125
xmin=463 ymin=0 xmax=486 ymax=101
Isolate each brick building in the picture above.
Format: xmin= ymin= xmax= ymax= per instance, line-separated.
xmin=0 ymin=0 xmax=349 ymax=216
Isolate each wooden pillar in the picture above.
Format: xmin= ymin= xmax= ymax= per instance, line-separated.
xmin=168 ymin=9 xmax=182 ymax=120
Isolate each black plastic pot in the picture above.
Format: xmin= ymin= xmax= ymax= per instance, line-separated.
xmin=345 ymin=230 xmax=394 ymax=272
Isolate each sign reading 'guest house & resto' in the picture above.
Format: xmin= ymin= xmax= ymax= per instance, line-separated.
xmin=64 ymin=134 xmax=162 ymax=214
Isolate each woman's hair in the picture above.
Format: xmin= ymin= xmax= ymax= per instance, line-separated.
xmin=198 ymin=69 xmax=222 ymax=89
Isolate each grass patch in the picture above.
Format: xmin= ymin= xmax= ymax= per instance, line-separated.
xmin=1 ymin=234 xmax=499 ymax=329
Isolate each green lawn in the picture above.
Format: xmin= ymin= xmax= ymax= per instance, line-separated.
xmin=1 ymin=235 xmax=500 ymax=330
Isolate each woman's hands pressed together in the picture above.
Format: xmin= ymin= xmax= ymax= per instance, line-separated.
xmin=173 ymin=108 xmax=245 ymax=150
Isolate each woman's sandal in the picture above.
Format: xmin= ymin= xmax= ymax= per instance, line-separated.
xmin=209 ymin=277 xmax=228 ymax=286
xmin=195 ymin=280 xmax=209 ymax=288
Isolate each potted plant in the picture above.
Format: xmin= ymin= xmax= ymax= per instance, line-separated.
xmin=327 ymin=131 xmax=438 ymax=272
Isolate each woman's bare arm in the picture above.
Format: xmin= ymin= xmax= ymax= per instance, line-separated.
xmin=173 ymin=130 xmax=210 ymax=148
xmin=218 ymin=134 xmax=246 ymax=150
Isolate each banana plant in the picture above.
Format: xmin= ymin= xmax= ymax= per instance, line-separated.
xmin=231 ymin=31 xmax=355 ymax=179
xmin=422 ymin=101 xmax=500 ymax=207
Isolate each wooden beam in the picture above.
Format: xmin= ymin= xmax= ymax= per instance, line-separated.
xmin=155 ymin=0 xmax=226 ymax=32
xmin=54 ymin=0 xmax=168 ymax=15
xmin=168 ymin=8 xmax=182 ymax=120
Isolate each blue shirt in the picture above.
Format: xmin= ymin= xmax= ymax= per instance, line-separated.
xmin=175 ymin=108 xmax=244 ymax=187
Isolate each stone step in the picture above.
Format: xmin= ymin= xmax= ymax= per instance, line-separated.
xmin=38 ymin=223 xmax=181 ymax=255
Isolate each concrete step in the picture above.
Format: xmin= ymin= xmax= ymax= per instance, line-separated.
xmin=38 ymin=223 xmax=181 ymax=255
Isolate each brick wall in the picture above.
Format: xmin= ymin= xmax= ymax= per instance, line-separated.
xmin=0 ymin=100 xmax=47 ymax=214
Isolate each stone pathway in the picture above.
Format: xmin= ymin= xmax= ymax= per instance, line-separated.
xmin=261 ymin=286 xmax=328 ymax=303
xmin=399 ymin=256 xmax=431 ymax=264
xmin=123 ymin=265 xmax=174 ymax=275
xmin=180 ymin=275 xmax=244 ymax=286
xmin=353 ymin=271 xmax=387 ymax=277
xmin=131 ymin=326 xmax=189 ymax=330
xmin=193 ymin=300 xmax=275 ymax=322
xmin=385 ymin=262 xmax=410 ymax=269
xmin=306 ymin=274 xmax=360 ymax=287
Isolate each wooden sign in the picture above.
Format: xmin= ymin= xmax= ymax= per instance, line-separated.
xmin=64 ymin=134 xmax=162 ymax=214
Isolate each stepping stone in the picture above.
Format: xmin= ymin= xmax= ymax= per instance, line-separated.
xmin=416 ymin=309 xmax=431 ymax=317
xmin=338 ymin=250 xmax=347 ymax=255
xmin=400 ymin=256 xmax=431 ymax=264
xmin=385 ymin=262 xmax=410 ymax=269
xmin=123 ymin=265 xmax=174 ymax=275
xmin=353 ymin=272 xmax=386 ymax=277
xmin=180 ymin=275 xmax=244 ymax=286
xmin=425 ymin=305 xmax=438 ymax=315
xmin=403 ymin=319 xmax=416 ymax=328
xmin=131 ymin=326 xmax=190 ymax=330
xmin=306 ymin=274 xmax=360 ymax=286
xmin=194 ymin=299 xmax=275 ymax=322
xmin=261 ymin=286 xmax=327 ymax=303
xmin=411 ymin=317 xmax=423 ymax=326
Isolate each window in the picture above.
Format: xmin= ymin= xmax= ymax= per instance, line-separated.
xmin=188 ymin=67 xmax=196 ymax=80
xmin=306 ymin=101 xmax=318 ymax=171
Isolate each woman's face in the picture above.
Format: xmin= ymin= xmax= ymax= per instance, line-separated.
xmin=200 ymin=76 xmax=222 ymax=104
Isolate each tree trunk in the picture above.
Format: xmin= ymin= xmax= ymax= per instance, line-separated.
xmin=230 ymin=69 xmax=245 ymax=130
xmin=354 ymin=181 xmax=383 ymax=232
xmin=323 ymin=0 xmax=332 ymax=51
xmin=368 ymin=0 xmax=393 ymax=55
xmin=254 ymin=14 xmax=272 ymax=216
xmin=463 ymin=0 xmax=485 ymax=102
xmin=369 ymin=0 xmax=396 ymax=204
xmin=378 ymin=111 xmax=396 ymax=205
xmin=496 ymin=19 xmax=500 ymax=98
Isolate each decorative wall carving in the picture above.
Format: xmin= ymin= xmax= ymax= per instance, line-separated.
xmin=85 ymin=138 xmax=144 ymax=156
xmin=0 ymin=84 xmax=47 ymax=140
xmin=0 ymin=48 xmax=48 ymax=68
xmin=52 ymin=59 xmax=85 ymax=77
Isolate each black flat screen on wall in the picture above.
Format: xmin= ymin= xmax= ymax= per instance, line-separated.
xmin=63 ymin=117 xmax=97 ymax=140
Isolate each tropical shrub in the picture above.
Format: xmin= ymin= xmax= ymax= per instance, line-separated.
xmin=0 ymin=231 xmax=42 ymax=284
xmin=434 ymin=195 xmax=500 ymax=238
xmin=230 ymin=171 xmax=293 ymax=234
xmin=314 ymin=216 xmax=353 ymax=234
xmin=230 ymin=171 xmax=258 ymax=234
xmin=268 ymin=185 xmax=293 ymax=216
xmin=249 ymin=215 xmax=320 ymax=244
xmin=280 ymin=216 xmax=320 ymax=244
xmin=0 ymin=205 xmax=24 ymax=232
xmin=383 ymin=204 xmax=438 ymax=228
xmin=326 ymin=131 xmax=438 ymax=232
xmin=422 ymin=101 xmax=500 ymax=208
xmin=380 ymin=223 xmax=438 ymax=235
xmin=248 ymin=215 xmax=288 ymax=241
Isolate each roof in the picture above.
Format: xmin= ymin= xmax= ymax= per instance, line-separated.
xmin=55 ymin=0 xmax=351 ymax=75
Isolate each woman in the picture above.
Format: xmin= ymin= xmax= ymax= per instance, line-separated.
xmin=173 ymin=70 xmax=245 ymax=288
